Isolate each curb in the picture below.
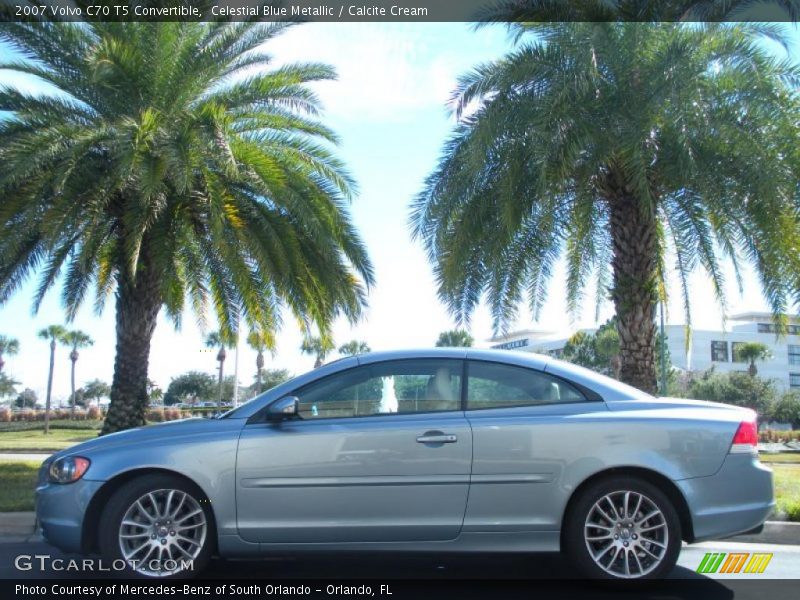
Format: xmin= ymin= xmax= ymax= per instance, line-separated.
xmin=0 ymin=513 xmax=796 ymax=544
xmin=729 ymin=521 xmax=800 ymax=546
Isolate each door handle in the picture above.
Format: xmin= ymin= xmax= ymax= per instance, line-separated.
xmin=416 ymin=432 xmax=457 ymax=444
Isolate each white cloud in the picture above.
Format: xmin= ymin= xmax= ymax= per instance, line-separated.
xmin=266 ymin=23 xmax=469 ymax=121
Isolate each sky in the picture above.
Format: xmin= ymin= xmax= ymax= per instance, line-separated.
xmin=0 ymin=22 xmax=798 ymax=405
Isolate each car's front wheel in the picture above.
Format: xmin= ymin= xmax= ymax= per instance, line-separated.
xmin=563 ymin=476 xmax=682 ymax=579
xmin=98 ymin=474 xmax=214 ymax=578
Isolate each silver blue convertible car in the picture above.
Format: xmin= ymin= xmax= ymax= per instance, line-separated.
xmin=36 ymin=348 xmax=774 ymax=579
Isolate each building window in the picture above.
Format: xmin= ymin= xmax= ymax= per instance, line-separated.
xmin=790 ymin=373 xmax=800 ymax=389
xmin=789 ymin=345 xmax=800 ymax=366
xmin=758 ymin=323 xmax=800 ymax=335
xmin=731 ymin=342 xmax=747 ymax=363
xmin=711 ymin=341 xmax=728 ymax=362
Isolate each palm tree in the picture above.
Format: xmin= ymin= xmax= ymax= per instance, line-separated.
xmin=38 ymin=325 xmax=66 ymax=434
xmin=735 ymin=342 xmax=773 ymax=377
xmin=338 ymin=340 xmax=371 ymax=356
xmin=435 ymin=330 xmax=474 ymax=348
xmin=412 ymin=23 xmax=800 ymax=394
xmin=246 ymin=329 xmax=276 ymax=394
xmin=0 ymin=22 xmax=373 ymax=433
xmin=63 ymin=330 xmax=93 ymax=415
xmin=0 ymin=373 xmax=19 ymax=399
xmin=206 ymin=331 xmax=235 ymax=409
xmin=0 ymin=335 xmax=19 ymax=372
xmin=301 ymin=336 xmax=334 ymax=368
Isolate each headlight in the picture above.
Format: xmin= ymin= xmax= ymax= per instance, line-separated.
xmin=48 ymin=456 xmax=91 ymax=484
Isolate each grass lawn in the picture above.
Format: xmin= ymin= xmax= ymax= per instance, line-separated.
xmin=772 ymin=464 xmax=800 ymax=522
xmin=0 ymin=460 xmax=40 ymax=512
xmin=0 ymin=428 xmax=97 ymax=451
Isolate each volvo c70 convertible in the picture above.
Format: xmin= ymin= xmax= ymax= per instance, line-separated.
xmin=36 ymin=349 xmax=774 ymax=579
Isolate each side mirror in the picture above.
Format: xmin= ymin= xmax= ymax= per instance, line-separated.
xmin=267 ymin=396 xmax=299 ymax=421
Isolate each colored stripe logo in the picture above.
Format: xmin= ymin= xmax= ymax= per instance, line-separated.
xmin=697 ymin=552 xmax=772 ymax=574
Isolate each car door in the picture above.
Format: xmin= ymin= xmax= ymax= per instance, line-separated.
xmin=236 ymin=358 xmax=471 ymax=543
xmin=462 ymin=359 xmax=606 ymax=534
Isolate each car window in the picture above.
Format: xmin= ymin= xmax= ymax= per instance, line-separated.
xmin=467 ymin=361 xmax=587 ymax=409
xmin=294 ymin=359 xmax=463 ymax=419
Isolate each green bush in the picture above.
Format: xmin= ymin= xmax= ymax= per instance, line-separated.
xmin=783 ymin=501 xmax=800 ymax=522
xmin=0 ymin=419 xmax=103 ymax=432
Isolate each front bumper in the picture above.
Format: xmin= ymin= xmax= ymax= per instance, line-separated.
xmin=35 ymin=478 xmax=104 ymax=554
xmin=677 ymin=453 xmax=775 ymax=543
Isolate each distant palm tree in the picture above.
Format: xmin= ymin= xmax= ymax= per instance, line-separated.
xmin=0 ymin=335 xmax=19 ymax=372
xmin=735 ymin=342 xmax=773 ymax=377
xmin=338 ymin=340 xmax=371 ymax=356
xmin=38 ymin=325 xmax=67 ymax=434
xmin=206 ymin=332 xmax=235 ymax=408
xmin=436 ymin=330 xmax=474 ymax=348
xmin=63 ymin=330 xmax=93 ymax=415
xmin=147 ymin=380 xmax=164 ymax=406
xmin=246 ymin=329 xmax=276 ymax=394
xmin=0 ymin=373 xmax=19 ymax=399
xmin=412 ymin=23 xmax=800 ymax=394
xmin=0 ymin=22 xmax=373 ymax=434
xmin=301 ymin=336 xmax=334 ymax=368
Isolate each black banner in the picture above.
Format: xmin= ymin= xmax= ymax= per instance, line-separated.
xmin=4 ymin=579 xmax=800 ymax=600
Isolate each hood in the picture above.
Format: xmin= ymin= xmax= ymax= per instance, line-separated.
xmin=53 ymin=417 xmax=244 ymax=460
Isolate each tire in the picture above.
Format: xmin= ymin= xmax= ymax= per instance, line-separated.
xmin=563 ymin=476 xmax=682 ymax=579
xmin=98 ymin=474 xmax=215 ymax=578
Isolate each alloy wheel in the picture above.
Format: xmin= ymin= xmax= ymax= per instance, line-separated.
xmin=117 ymin=488 xmax=207 ymax=577
xmin=583 ymin=489 xmax=668 ymax=578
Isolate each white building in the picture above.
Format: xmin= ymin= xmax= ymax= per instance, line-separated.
xmin=487 ymin=312 xmax=800 ymax=391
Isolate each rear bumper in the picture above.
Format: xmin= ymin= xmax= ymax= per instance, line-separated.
xmin=677 ymin=453 xmax=774 ymax=543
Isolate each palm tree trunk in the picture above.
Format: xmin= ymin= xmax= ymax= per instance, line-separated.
xmin=70 ymin=353 xmax=77 ymax=416
xmin=102 ymin=252 xmax=162 ymax=435
xmin=217 ymin=358 xmax=225 ymax=409
xmin=608 ymin=191 xmax=658 ymax=394
xmin=44 ymin=339 xmax=55 ymax=435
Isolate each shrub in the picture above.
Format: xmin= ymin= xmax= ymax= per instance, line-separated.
xmin=0 ymin=419 xmax=103 ymax=432
xmin=55 ymin=409 xmax=70 ymax=420
xmin=0 ymin=407 xmax=10 ymax=423
xmin=164 ymin=408 xmax=181 ymax=421
xmin=760 ymin=429 xmax=800 ymax=443
xmin=146 ymin=408 xmax=164 ymax=423
xmin=86 ymin=406 xmax=102 ymax=420
xmin=784 ymin=501 xmax=800 ymax=523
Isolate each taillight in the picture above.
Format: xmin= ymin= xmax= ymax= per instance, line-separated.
xmin=729 ymin=419 xmax=758 ymax=454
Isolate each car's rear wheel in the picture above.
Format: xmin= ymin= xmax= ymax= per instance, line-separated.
xmin=98 ymin=474 xmax=214 ymax=578
xmin=563 ymin=476 xmax=681 ymax=579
